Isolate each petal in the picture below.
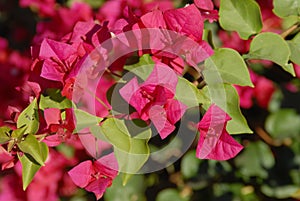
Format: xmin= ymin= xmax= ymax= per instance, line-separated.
xmin=196 ymin=129 xmax=243 ymax=160
xmin=144 ymin=63 xmax=178 ymax=95
xmin=44 ymin=108 xmax=61 ymax=128
xmin=119 ymin=77 xmax=140 ymax=105
xmin=68 ymin=160 xmax=93 ymax=188
xmin=95 ymin=153 xmax=119 ymax=178
xmin=43 ymin=134 xmax=62 ymax=147
xmin=164 ymin=4 xmax=203 ymax=42
xmin=194 ymin=0 xmax=214 ymax=10
xmin=39 ymin=38 xmax=77 ymax=61
xmin=165 ymin=99 xmax=187 ymax=124
xmin=149 ymin=105 xmax=175 ymax=139
xmin=198 ymin=104 xmax=231 ymax=130
xmin=119 ymin=77 xmax=150 ymax=117
xmin=139 ymin=10 xmax=167 ymax=28
xmin=85 ymin=177 xmax=112 ymax=200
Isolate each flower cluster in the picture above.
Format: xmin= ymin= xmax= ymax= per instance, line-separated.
xmin=1 ymin=0 xmax=299 ymax=200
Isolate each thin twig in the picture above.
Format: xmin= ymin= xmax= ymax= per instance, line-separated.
xmin=280 ymin=22 xmax=300 ymax=39
xmin=255 ymin=126 xmax=281 ymax=147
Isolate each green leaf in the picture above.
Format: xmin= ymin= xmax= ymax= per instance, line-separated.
xmin=92 ymin=118 xmax=151 ymax=176
xmin=73 ymin=109 xmax=102 ymax=132
xmin=124 ymin=54 xmax=155 ymax=80
xmin=18 ymin=153 xmax=42 ymax=190
xmin=17 ymin=141 xmax=47 ymax=190
xmin=201 ymin=84 xmax=252 ymax=134
xmin=273 ymin=0 xmax=300 ymax=18
xmin=204 ymin=48 xmax=254 ymax=87
xmin=246 ymin=32 xmax=295 ymax=76
xmin=181 ymin=150 xmax=202 ymax=179
xmin=0 ymin=126 xmax=11 ymax=144
xmin=265 ymin=109 xmax=300 ymax=139
xmin=10 ymin=126 xmax=28 ymax=145
xmin=39 ymin=94 xmax=72 ymax=110
xmin=156 ymin=189 xmax=189 ymax=201
xmin=175 ymin=77 xmax=209 ymax=108
xmin=219 ymin=0 xmax=262 ymax=39
xmin=288 ymin=33 xmax=300 ymax=65
xmin=261 ymin=185 xmax=300 ymax=199
xmin=17 ymin=134 xmax=49 ymax=166
xmin=104 ymin=174 xmax=146 ymax=201
xmin=235 ymin=141 xmax=275 ymax=179
xmin=17 ymin=98 xmax=39 ymax=134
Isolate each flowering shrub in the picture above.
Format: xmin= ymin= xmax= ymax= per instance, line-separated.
xmin=0 ymin=0 xmax=300 ymax=200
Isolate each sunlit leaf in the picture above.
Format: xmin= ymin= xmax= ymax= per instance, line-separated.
xmin=0 ymin=126 xmax=11 ymax=144
xmin=219 ymin=0 xmax=262 ymax=39
xmin=74 ymin=109 xmax=102 ymax=132
xmin=17 ymin=134 xmax=49 ymax=166
xmin=273 ymin=0 xmax=300 ymax=17
xmin=201 ymin=84 xmax=252 ymax=134
xmin=246 ymin=32 xmax=295 ymax=76
xmin=204 ymin=48 xmax=253 ymax=87
xmin=17 ymin=98 xmax=39 ymax=134
xmin=91 ymin=118 xmax=151 ymax=179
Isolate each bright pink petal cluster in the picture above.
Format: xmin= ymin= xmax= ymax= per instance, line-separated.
xmin=42 ymin=108 xmax=78 ymax=147
xmin=120 ymin=63 xmax=187 ymax=139
xmin=196 ymin=104 xmax=243 ymax=160
xmin=68 ymin=154 xmax=118 ymax=200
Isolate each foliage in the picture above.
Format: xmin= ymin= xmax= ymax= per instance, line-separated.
xmin=0 ymin=0 xmax=299 ymax=201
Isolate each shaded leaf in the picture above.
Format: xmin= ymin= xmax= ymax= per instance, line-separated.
xmin=235 ymin=141 xmax=274 ymax=179
xmin=124 ymin=54 xmax=155 ymax=81
xmin=156 ymin=189 xmax=189 ymax=201
xmin=104 ymin=174 xmax=146 ymax=201
xmin=181 ymin=150 xmax=201 ymax=179
xmin=265 ymin=109 xmax=300 ymax=139
xmin=261 ymin=185 xmax=299 ymax=199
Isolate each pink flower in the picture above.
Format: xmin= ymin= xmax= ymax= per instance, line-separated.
xmin=194 ymin=0 xmax=219 ymax=22
xmin=0 ymin=145 xmax=15 ymax=170
xmin=133 ymin=5 xmax=213 ymax=72
xmin=68 ymin=153 xmax=118 ymax=200
xmin=196 ymin=104 xmax=243 ymax=160
xmin=235 ymin=70 xmax=275 ymax=109
xmin=39 ymin=38 xmax=79 ymax=83
xmin=119 ymin=63 xmax=187 ymax=139
xmin=19 ymin=0 xmax=56 ymax=17
xmin=164 ymin=4 xmax=204 ymax=42
xmin=43 ymin=108 xmax=76 ymax=147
